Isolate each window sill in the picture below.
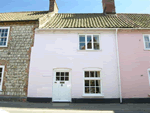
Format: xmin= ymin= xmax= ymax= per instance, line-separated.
xmin=82 ymin=94 xmax=104 ymax=97
xmin=0 ymin=46 xmax=8 ymax=48
xmin=144 ymin=49 xmax=150 ymax=51
xmin=77 ymin=49 xmax=102 ymax=52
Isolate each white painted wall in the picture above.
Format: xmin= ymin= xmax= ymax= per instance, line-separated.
xmin=28 ymin=30 xmax=119 ymax=98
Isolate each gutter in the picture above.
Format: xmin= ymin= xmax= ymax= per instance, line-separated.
xmin=115 ymin=29 xmax=122 ymax=103
xmin=35 ymin=28 xmax=150 ymax=31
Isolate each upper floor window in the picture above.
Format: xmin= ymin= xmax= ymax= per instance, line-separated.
xmin=79 ymin=34 xmax=100 ymax=50
xmin=0 ymin=66 xmax=5 ymax=91
xmin=0 ymin=27 xmax=10 ymax=47
xmin=144 ymin=35 xmax=150 ymax=50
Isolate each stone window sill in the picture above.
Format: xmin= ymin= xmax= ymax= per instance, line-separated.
xmin=82 ymin=94 xmax=104 ymax=97
xmin=144 ymin=49 xmax=150 ymax=51
xmin=77 ymin=49 xmax=102 ymax=52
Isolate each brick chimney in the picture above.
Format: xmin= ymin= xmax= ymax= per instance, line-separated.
xmin=49 ymin=0 xmax=59 ymax=13
xmin=102 ymin=0 xmax=116 ymax=14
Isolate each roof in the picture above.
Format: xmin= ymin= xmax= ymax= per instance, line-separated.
xmin=0 ymin=11 xmax=150 ymax=28
xmin=0 ymin=11 xmax=49 ymax=22
xmin=42 ymin=13 xmax=150 ymax=28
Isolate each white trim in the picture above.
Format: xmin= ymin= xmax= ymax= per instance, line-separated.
xmin=0 ymin=27 xmax=10 ymax=47
xmin=83 ymin=67 xmax=102 ymax=71
xmin=143 ymin=34 xmax=150 ymax=50
xmin=82 ymin=94 xmax=104 ymax=97
xmin=0 ymin=65 xmax=5 ymax=91
xmin=115 ymin=29 xmax=122 ymax=103
xmin=148 ymin=68 xmax=150 ymax=86
xmin=53 ymin=68 xmax=72 ymax=72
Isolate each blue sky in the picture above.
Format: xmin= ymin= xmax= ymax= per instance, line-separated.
xmin=0 ymin=0 xmax=150 ymax=14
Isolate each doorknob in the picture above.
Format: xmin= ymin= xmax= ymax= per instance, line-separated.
xmin=61 ymin=84 xmax=63 ymax=86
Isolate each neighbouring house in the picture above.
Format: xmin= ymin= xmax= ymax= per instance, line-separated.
xmin=118 ymin=29 xmax=150 ymax=103
xmin=27 ymin=0 xmax=150 ymax=103
xmin=0 ymin=2 xmax=57 ymax=101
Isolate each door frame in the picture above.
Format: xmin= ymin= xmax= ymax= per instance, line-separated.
xmin=52 ymin=68 xmax=72 ymax=102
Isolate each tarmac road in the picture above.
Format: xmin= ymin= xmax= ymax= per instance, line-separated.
xmin=0 ymin=102 xmax=149 ymax=113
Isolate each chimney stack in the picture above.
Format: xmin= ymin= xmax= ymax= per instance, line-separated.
xmin=102 ymin=0 xmax=116 ymax=14
xmin=49 ymin=0 xmax=59 ymax=13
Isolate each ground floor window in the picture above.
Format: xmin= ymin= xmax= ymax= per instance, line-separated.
xmin=83 ymin=69 xmax=102 ymax=95
xmin=0 ymin=66 xmax=4 ymax=91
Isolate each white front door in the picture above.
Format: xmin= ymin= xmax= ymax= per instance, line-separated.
xmin=52 ymin=69 xmax=71 ymax=102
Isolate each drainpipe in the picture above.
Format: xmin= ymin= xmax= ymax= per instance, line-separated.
xmin=115 ymin=29 xmax=122 ymax=103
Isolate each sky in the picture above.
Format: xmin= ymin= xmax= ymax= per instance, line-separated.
xmin=0 ymin=0 xmax=150 ymax=14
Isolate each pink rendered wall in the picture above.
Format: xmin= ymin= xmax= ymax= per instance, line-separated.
xmin=118 ymin=30 xmax=150 ymax=98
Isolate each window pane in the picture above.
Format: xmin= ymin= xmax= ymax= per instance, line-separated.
xmin=145 ymin=42 xmax=150 ymax=48
xmin=5 ymin=33 xmax=7 ymax=37
xmin=144 ymin=36 xmax=149 ymax=42
xmin=61 ymin=77 xmax=64 ymax=81
xmin=85 ymin=80 xmax=89 ymax=86
xmin=56 ymin=72 xmax=60 ymax=76
xmin=90 ymin=87 xmax=95 ymax=93
xmin=1 ymin=33 xmax=4 ymax=37
xmin=87 ymin=35 xmax=92 ymax=49
xmin=87 ymin=43 xmax=92 ymax=49
xmin=5 ymin=29 xmax=8 ymax=32
xmin=4 ymin=42 xmax=6 ymax=45
xmin=56 ymin=77 xmax=60 ymax=81
xmin=85 ymin=87 xmax=89 ymax=93
xmin=0 ymin=68 xmax=2 ymax=72
xmin=79 ymin=35 xmax=85 ymax=42
xmin=94 ymin=43 xmax=99 ymax=50
xmin=90 ymin=71 xmax=94 ymax=77
xmin=95 ymin=71 xmax=100 ymax=77
xmin=0 ymin=73 xmax=1 ymax=78
xmin=65 ymin=77 xmax=69 ymax=81
xmin=65 ymin=72 xmax=69 ymax=76
xmin=87 ymin=35 xmax=92 ymax=43
xmin=80 ymin=43 xmax=85 ymax=50
xmin=0 ymin=42 xmax=2 ymax=45
xmin=90 ymin=80 xmax=95 ymax=86
xmin=96 ymin=87 xmax=101 ymax=93
xmin=93 ymin=35 xmax=99 ymax=42
xmin=96 ymin=80 xmax=100 ymax=86
xmin=85 ymin=71 xmax=89 ymax=77
xmin=61 ymin=72 xmax=64 ymax=76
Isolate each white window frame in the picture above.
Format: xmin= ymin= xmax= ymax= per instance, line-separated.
xmin=79 ymin=34 xmax=101 ymax=51
xmin=0 ymin=65 xmax=5 ymax=91
xmin=143 ymin=34 xmax=150 ymax=50
xmin=82 ymin=68 xmax=104 ymax=97
xmin=148 ymin=68 xmax=150 ymax=86
xmin=0 ymin=27 xmax=10 ymax=47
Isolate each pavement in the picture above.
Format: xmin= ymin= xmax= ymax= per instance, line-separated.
xmin=0 ymin=102 xmax=150 ymax=113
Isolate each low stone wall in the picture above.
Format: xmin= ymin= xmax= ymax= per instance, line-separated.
xmin=0 ymin=21 xmax=38 ymax=98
